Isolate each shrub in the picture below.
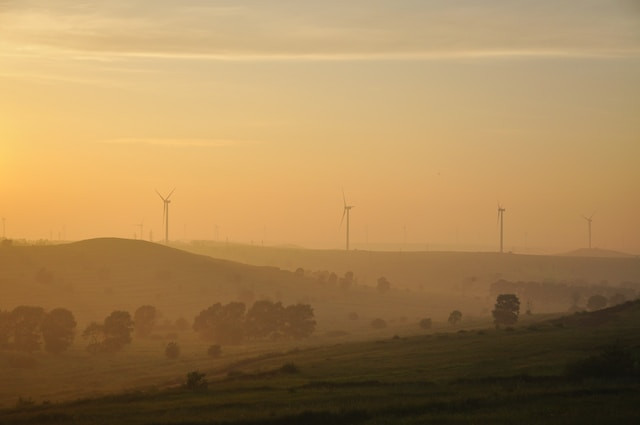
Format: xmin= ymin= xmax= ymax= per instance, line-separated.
xmin=207 ymin=344 xmax=222 ymax=358
xmin=419 ymin=318 xmax=432 ymax=330
xmin=448 ymin=310 xmax=462 ymax=325
xmin=165 ymin=342 xmax=180 ymax=359
xmin=492 ymin=294 xmax=520 ymax=328
xmin=185 ymin=371 xmax=207 ymax=390
xmin=280 ymin=362 xmax=299 ymax=374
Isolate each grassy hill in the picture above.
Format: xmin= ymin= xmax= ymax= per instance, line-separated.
xmin=2 ymin=301 xmax=639 ymax=424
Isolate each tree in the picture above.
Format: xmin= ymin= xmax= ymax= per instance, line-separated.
xmin=377 ymin=277 xmax=391 ymax=294
xmin=294 ymin=267 xmax=305 ymax=277
xmin=193 ymin=302 xmax=246 ymax=345
xmin=185 ymin=371 xmax=208 ymax=390
xmin=492 ymin=294 xmax=520 ymax=328
xmin=282 ymin=304 xmax=316 ymax=339
xmin=340 ymin=271 xmax=354 ymax=289
xmin=102 ymin=310 xmax=134 ymax=352
xmin=245 ymin=300 xmax=284 ymax=339
xmin=11 ymin=306 xmax=45 ymax=352
xmin=165 ymin=342 xmax=180 ymax=359
xmin=134 ymin=305 xmax=157 ymax=338
xmin=419 ymin=318 xmax=432 ymax=329
xmin=82 ymin=322 xmax=105 ymax=354
xmin=587 ymin=294 xmax=607 ymax=311
xmin=41 ymin=308 xmax=76 ymax=354
xmin=448 ymin=310 xmax=462 ymax=325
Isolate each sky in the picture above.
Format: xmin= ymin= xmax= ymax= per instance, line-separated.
xmin=1 ymin=0 xmax=639 ymax=253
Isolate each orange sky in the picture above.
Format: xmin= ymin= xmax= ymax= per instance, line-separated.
xmin=1 ymin=1 xmax=639 ymax=253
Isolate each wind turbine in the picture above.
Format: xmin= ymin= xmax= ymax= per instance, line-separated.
xmin=134 ymin=220 xmax=144 ymax=241
xmin=497 ymin=203 xmax=506 ymax=253
xmin=156 ymin=188 xmax=175 ymax=243
xmin=341 ymin=190 xmax=354 ymax=251
xmin=581 ymin=213 xmax=594 ymax=249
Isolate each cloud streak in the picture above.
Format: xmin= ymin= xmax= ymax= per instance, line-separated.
xmin=100 ymin=138 xmax=260 ymax=148
xmin=1 ymin=0 xmax=638 ymax=62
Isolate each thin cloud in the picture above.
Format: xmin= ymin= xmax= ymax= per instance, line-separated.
xmin=100 ymin=138 xmax=260 ymax=148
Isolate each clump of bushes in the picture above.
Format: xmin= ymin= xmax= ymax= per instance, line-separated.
xmin=280 ymin=362 xmax=299 ymax=374
xmin=185 ymin=371 xmax=208 ymax=390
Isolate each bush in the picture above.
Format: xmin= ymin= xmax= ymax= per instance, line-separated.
xmin=419 ymin=318 xmax=432 ymax=330
xmin=165 ymin=342 xmax=180 ymax=359
xmin=280 ymin=362 xmax=299 ymax=374
xmin=448 ymin=310 xmax=462 ymax=325
xmin=370 ymin=318 xmax=387 ymax=329
xmin=185 ymin=371 xmax=208 ymax=390
xmin=207 ymin=344 xmax=222 ymax=358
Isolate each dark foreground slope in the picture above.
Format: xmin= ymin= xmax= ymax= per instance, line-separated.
xmin=2 ymin=301 xmax=639 ymax=425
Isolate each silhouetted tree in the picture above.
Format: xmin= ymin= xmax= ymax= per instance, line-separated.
xmin=448 ymin=310 xmax=462 ymax=325
xmin=134 ymin=305 xmax=157 ymax=338
xmin=587 ymin=294 xmax=607 ymax=311
xmin=328 ymin=272 xmax=338 ymax=286
xmin=185 ymin=371 xmax=208 ymax=390
xmin=0 ymin=310 xmax=11 ymax=349
xmin=282 ymin=304 xmax=316 ymax=339
xmin=340 ymin=271 xmax=354 ymax=289
xmin=245 ymin=300 xmax=284 ymax=339
xmin=492 ymin=294 xmax=520 ymax=328
xmin=165 ymin=341 xmax=180 ymax=359
xmin=102 ymin=310 xmax=134 ymax=352
xmin=294 ymin=267 xmax=305 ymax=277
xmin=11 ymin=306 xmax=45 ymax=352
xmin=41 ymin=308 xmax=76 ymax=354
xmin=377 ymin=277 xmax=391 ymax=294
xmin=419 ymin=318 xmax=432 ymax=329
xmin=82 ymin=322 xmax=105 ymax=354
xmin=193 ymin=302 xmax=246 ymax=345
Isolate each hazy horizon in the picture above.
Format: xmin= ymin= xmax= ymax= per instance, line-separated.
xmin=2 ymin=0 xmax=639 ymax=254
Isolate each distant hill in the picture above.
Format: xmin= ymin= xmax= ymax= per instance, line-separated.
xmin=560 ymin=248 xmax=637 ymax=258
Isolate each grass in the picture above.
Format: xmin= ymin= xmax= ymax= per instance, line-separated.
xmin=1 ymin=301 xmax=639 ymax=424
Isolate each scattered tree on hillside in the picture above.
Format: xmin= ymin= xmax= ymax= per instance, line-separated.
xmin=448 ymin=310 xmax=462 ymax=325
xmin=245 ymin=300 xmax=284 ymax=340
xmin=294 ymin=267 xmax=305 ymax=277
xmin=41 ymin=308 xmax=76 ymax=354
xmin=193 ymin=302 xmax=246 ymax=345
xmin=587 ymin=294 xmax=607 ymax=311
xmin=0 ymin=310 xmax=11 ymax=349
xmin=328 ymin=272 xmax=338 ymax=286
xmin=419 ymin=318 xmax=432 ymax=330
xmin=134 ymin=305 xmax=157 ymax=338
xmin=185 ymin=371 xmax=208 ymax=390
xmin=282 ymin=304 xmax=316 ymax=339
xmin=340 ymin=271 xmax=354 ymax=289
xmin=492 ymin=294 xmax=520 ymax=328
xmin=377 ymin=277 xmax=391 ymax=294
xmin=83 ymin=310 xmax=134 ymax=353
xmin=165 ymin=342 xmax=180 ymax=359
xmin=11 ymin=306 xmax=45 ymax=352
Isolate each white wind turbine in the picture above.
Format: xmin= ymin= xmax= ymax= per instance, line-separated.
xmin=497 ymin=203 xmax=506 ymax=253
xmin=341 ymin=190 xmax=354 ymax=251
xmin=581 ymin=212 xmax=595 ymax=249
xmin=156 ymin=188 xmax=175 ymax=243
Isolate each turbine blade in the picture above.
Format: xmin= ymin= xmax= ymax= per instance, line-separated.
xmin=167 ymin=187 xmax=176 ymax=200
xmin=156 ymin=189 xmax=165 ymax=201
xmin=342 ymin=188 xmax=347 ymax=208
xmin=340 ymin=208 xmax=346 ymax=228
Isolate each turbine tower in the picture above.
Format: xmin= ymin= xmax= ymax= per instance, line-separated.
xmin=135 ymin=221 xmax=144 ymax=241
xmin=497 ymin=203 xmax=506 ymax=253
xmin=156 ymin=188 xmax=175 ymax=243
xmin=581 ymin=213 xmax=594 ymax=249
xmin=341 ymin=190 xmax=354 ymax=251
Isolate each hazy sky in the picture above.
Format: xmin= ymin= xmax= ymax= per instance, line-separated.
xmin=1 ymin=0 xmax=639 ymax=253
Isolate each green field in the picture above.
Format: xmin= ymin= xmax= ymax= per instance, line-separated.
xmin=1 ymin=239 xmax=639 ymax=423
xmin=2 ymin=300 xmax=639 ymax=424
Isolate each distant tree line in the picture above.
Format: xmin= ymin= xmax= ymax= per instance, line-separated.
xmin=490 ymin=279 xmax=636 ymax=313
xmin=193 ymin=300 xmax=316 ymax=344
xmin=0 ymin=306 xmax=76 ymax=354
